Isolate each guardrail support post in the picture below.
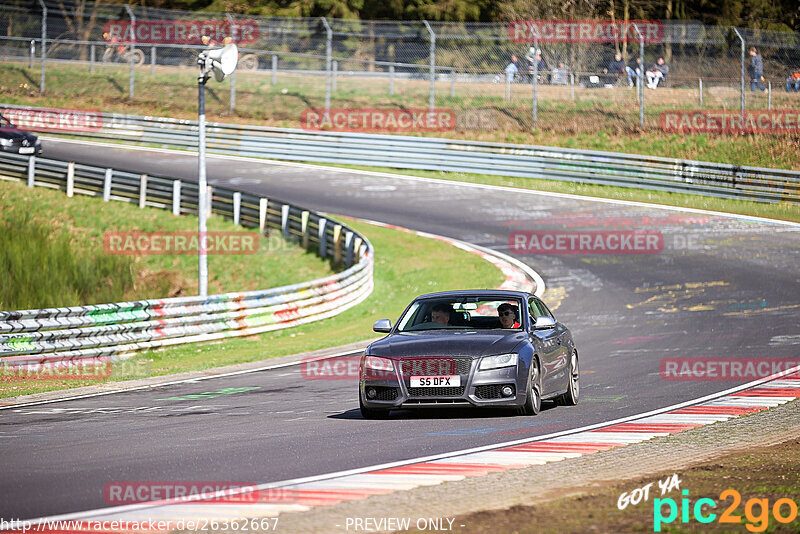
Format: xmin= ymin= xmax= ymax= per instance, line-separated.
xmin=66 ymin=161 xmax=74 ymax=197
xmin=281 ymin=204 xmax=290 ymax=239
xmin=232 ymin=191 xmax=241 ymax=225
xmin=333 ymin=224 xmax=342 ymax=264
xmin=139 ymin=174 xmax=147 ymax=208
xmin=345 ymin=230 xmax=354 ymax=267
xmin=259 ymin=198 xmax=268 ymax=234
xmin=103 ymin=168 xmax=112 ymax=201
xmin=318 ymin=218 xmax=327 ymax=257
xmin=271 ymin=55 xmax=277 ymax=85
xmin=301 ymin=211 xmax=310 ymax=248
xmin=353 ymin=236 xmax=363 ymax=261
xmin=389 ymin=65 xmax=394 ymax=95
xmin=172 ymin=180 xmax=181 ymax=215
xmin=27 ymin=156 xmax=35 ymax=188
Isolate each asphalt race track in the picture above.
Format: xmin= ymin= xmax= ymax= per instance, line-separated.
xmin=1 ymin=139 xmax=799 ymax=520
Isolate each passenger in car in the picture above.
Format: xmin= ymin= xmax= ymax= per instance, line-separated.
xmin=498 ymin=303 xmax=520 ymax=328
xmin=431 ymin=303 xmax=454 ymax=326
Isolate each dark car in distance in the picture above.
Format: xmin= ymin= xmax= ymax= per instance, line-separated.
xmin=359 ymin=290 xmax=579 ymax=418
xmin=0 ymin=114 xmax=42 ymax=156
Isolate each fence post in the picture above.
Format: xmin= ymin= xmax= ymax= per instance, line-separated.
xmin=768 ymin=81 xmax=771 ymax=110
xmin=570 ymin=72 xmax=575 ymax=101
xmin=173 ymin=180 xmax=181 ymax=215
xmin=281 ymin=204 xmax=290 ymax=238
xmin=232 ymin=191 xmax=241 ymax=225
xmin=37 ymin=0 xmax=46 ymax=95
xmin=90 ymin=43 xmax=95 ymax=73
xmin=423 ymin=20 xmax=435 ymax=111
xmin=124 ymin=5 xmax=135 ymax=101
xmin=259 ymin=198 xmax=268 ymax=234
xmin=531 ymin=38 xmax=538 ymax=131
xmin=318 ymin=218 xmax=327 ymax=257
xmin=733 ymin=27 xmax=745 ymax=122
xmin=332 ymin=224 xmax=342 ymax=264
xmin=332 ymin=60 xmax=338 ymax=92
xmin=505 ymin=72 xmax=510 ymax=101
xmin=138 ymin=174 xmax=147 ymax=208
xmin=29 ymin=40 xmax=35 ymax=69
xmin=206 ymin=185 xmax=213 ymax=218
xmin=450 ymin=68 xmax=455 ymax=97
xmin=389 ymin=64 xmax=394 ymax=95
xmin=66 ymin=162 xmax=74 ymax=197
xmin=699 ymin=78 xmax=703 ymax=107
xmin=301 ymin=211 xmax=310 ymax=249
xmin=321 ymin=17 xmax=332 ymax=112
xmin=271 ymin=55 xmax=277 ymax=85
xmin=103 ymin=168 xmax=112 ymax=201
xmin=632 ymin=24 xmax=645 ymax=128
xmin=27 ymin=156 xmax=35 ymax=187
xmin=345 ymin=231 xmax=354 ymax=267
xmin=226 ymin=14 xmax=236 ymax=114
xmin=150 ymin=46 xmax=156 ymax=75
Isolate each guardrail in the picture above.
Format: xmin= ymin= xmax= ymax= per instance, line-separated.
xmin=0 ymin=151 xmax=373 ymax=365
xmin=4 ymin=105 xmax=797 ymax=203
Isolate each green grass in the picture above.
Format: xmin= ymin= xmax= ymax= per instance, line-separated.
xmin=0 ymin=217 xmax=505 ymax=398
xmin=1 ymin=61 xmax=799 ymax=170
xmin=0 ymin=178 xmax=334 ymax=309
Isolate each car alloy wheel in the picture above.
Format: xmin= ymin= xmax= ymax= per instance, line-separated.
xmin=518 ymin=358 xmax=541 ymax=415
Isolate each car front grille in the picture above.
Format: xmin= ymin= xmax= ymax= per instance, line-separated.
xmin=475 ymin=384 xmax=514 ymax=399
xmin=398 ymin=357 xmax=472 ymax=377
xmin=407 ymin=386 xmax=466 ymax=397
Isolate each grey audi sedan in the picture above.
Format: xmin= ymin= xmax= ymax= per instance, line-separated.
xmin=359 ymin=289 xmax=579 ymax=418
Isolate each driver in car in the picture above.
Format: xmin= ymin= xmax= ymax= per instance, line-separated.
xmin=431 ymin=303 xmax=453 ymax=326
xmin=498 ymin=303 xmax=520 ymax=328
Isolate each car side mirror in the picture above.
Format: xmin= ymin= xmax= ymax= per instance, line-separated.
xmin=533 ymin=316 xmax=556 ymax=330
xmin=373 ymin=319 xmax=392 ymax=333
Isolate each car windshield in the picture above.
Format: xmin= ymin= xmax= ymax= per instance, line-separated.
xmin=0 ymin=115 xmax=13 ymax=129
xmin=396 ymin=297 xmax=524 ymax=332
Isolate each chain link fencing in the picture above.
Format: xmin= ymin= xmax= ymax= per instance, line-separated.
xmin=1 ymin=1 xmax=799 ymax=135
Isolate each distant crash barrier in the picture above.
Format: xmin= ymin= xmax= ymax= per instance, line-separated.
xmin=0 ymin=152 xmax=373 ymax=365
xmin=2 ymin=105 xmax=798 ymax=203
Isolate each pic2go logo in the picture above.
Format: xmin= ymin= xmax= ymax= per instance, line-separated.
xmin=654 ymin=489 xmax=798 ymax=532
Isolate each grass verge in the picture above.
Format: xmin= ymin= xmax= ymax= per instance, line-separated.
xmin=454 ymin=436 xmax=800 ymax=533
xmin=0 ymin=217 xmax=505 ymax=397
xmin=0 ymin=178 xmax=334 ymax=309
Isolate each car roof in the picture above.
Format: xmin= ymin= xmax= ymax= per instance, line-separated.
xmin=414 ymin=289 xmax=531 ymax=300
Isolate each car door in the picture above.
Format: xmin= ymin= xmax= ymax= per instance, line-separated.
xmin=534 ymin=297 xmax=571 ymax=391
xmin=528 ymin=297 xmax=564 ymax=395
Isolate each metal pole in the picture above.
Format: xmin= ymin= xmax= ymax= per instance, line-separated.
xmin=226 ymin=14 xmax=236 ymax=114
xmin=633 ymin=24 xmax=644 ymax=128
xmin=768 ymin=81 xmax=771 ymax=110
xmin=423 ymin=20 xmax=435 ymax=111
xmin=271 ymin=55 xmax=277 ymax=85
xmin=197 ymin=79 xmax=208 ymax=298
xmin=531 ymin=38 xmax=538 ymax=130
xmin=90 ymin=43 xmax=95 ymax=73
xmin=29 ymin=40 xmax=34 ymax=69
xmin=321 ymin=17 xmax=332 ymax=111
xmin=332 ymin=60 xmax=338 ymax=92
xmin=389 ymin=64 xmax=394 ymax=95
xmin=570 ymin=72 xmax=575 ymax=101
xmin=699 ymin=78 xmax=703 ymax=107
xmin=124 ymin=5 xmax=135 ymax=101
xmin=37 ymin=0 xmax=46 ymax=94
xmin=450 ymin=68 xmax=455 ymax=97
xmin=733 ymin=27 xmax=745 ymax=122
xmin=505 ymin=72 xmax=510 ymax=101
xmin=151 ymin=46 xmax=155 ymax=74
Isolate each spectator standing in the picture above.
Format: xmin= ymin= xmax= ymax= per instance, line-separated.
xmin=749 ymin=47 xmax=767 ymax=92
xmin=505 ymin=54 xmax=519 ymax=83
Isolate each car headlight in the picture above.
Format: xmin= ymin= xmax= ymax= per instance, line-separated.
xmin=479 ymin=353 xmax=518 ymax=371
xmin=0 ymin=139 xmax=12 ymax=146
xmin=364 ymin=356 xmax=394 ymax=372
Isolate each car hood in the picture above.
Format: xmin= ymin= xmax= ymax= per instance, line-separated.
xmin=0 ymin=127 xmax=38 ymax=143
xmin=368 ymin=330 xmax=526 ymax=358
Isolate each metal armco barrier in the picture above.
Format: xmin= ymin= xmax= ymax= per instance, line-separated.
xmin=0 ymin=151 xmax=373 ymax=364
xmin=4 ymin=105 xmax=797 ymax=204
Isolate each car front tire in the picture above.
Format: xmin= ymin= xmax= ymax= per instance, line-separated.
xmin=556 ymin=351 xmax=579 ymax=406
xmin=518 ymin=358 xmax=541 ymax=416
xmin=359 ymin=393 xmax=390 ymax=419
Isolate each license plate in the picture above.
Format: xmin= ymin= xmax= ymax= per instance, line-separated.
xmin=410 ymin=375 xmax=460 ymax=387
xmin=18 ymin=147 xmax=34 ymax=154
